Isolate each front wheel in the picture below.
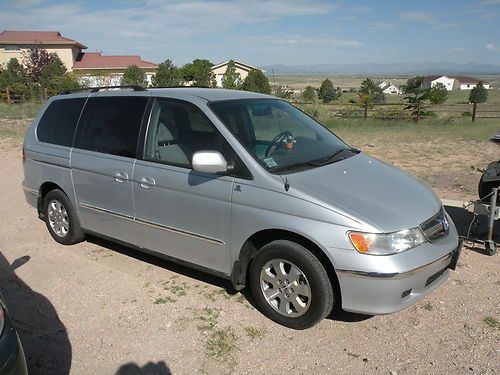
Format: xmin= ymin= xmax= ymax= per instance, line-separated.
xmin=249 ymin=240 xmax=334 ymax=329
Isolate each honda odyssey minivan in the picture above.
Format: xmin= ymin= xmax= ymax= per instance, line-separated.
xmin=22 ymin=87 xmax=461 ymax=329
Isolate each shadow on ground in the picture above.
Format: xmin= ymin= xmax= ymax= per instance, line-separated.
xmin=88 ymin=235 xmax=373 ymax=324
xmin=445 ymin=204 xmax=499 ymax=255
xmin=115 ymin=361 xmax=172 ymax=375
xmin=0 ymin=252 xmax=72 ymax=375
xmin=87 ymin=235 xmax=233 ymax=292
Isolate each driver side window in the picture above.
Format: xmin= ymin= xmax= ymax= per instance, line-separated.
xmin=144 ymin=99 xmax=250 ymax=178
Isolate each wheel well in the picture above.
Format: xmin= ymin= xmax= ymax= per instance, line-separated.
xmin=37 ymin=182 xmax=64 ymax=217
xmin=231 ymin=229 xmax=341 ymax=306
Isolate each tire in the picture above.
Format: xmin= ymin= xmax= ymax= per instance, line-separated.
xmin=478 ymin=175 xmax=499 ymax=204
xmin=43 ymin=189 xmax=84 ymax=245
xmin=249 ymin=240 xmax=334 ymax=329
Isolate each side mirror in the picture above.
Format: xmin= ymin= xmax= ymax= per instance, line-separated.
xmin=192 ymin=151 xmax=228 ymax=174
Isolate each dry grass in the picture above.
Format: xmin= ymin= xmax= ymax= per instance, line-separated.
xmin=323 ymin=118 xmax=498 ymax=201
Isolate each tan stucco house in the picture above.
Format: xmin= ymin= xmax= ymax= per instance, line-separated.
xmin=0 ymin=30 xmax=158 ymax=86
xmin=211 ymin=60 xmax=261 ymax=87
xmin=0 ymin=30 xmax=86 ymax=70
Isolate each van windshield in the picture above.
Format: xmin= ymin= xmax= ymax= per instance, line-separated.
xmin=210 ymin=99 xmax=357 ymax=173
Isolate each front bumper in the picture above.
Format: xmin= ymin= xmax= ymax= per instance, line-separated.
xmin=335 ymin=241 xmax=462 ymax=315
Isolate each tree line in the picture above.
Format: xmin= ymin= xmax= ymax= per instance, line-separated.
xmin=299 ymin=77 xmax=489 ymax=122
xmin=0 ymin=44 xmax=79 ymax=101
xmin=0 ymin=48 xmax=273 ymax=103
xmin=122 ymin=59 xmax=272 ymax=94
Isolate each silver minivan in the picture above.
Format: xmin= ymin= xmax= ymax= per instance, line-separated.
xmin=22 ymin=87 xmax=461 ymax=329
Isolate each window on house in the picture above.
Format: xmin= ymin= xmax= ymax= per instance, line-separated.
xmin=4 ymin=45 xmax=20 ymax=51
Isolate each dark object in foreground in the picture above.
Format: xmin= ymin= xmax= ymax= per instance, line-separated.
xmin=0 ymin=294 xmax=28 ymax=375
xmin=474 ymin=133 xmax=500 ymax=255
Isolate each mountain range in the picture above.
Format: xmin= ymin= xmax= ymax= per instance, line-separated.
xmin=261 ymin=62 xmax=500 ymax=75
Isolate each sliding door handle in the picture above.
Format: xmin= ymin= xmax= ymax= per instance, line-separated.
xmin=112 ymin=171 xmax=129 ymax=183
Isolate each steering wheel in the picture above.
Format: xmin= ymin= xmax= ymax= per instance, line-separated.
xmin=265 ymin=131 xmax=293 ymax=157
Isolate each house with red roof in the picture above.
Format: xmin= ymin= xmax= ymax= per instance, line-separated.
xmin=0 ymin=30 xmax=158 ymax=86
xmin=0 ymin=30 xmax=86 ymax=71
xmin=73 ymin=52 xmax=158 ymax=86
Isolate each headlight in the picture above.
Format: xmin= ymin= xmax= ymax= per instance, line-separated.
xmin=0 ymin=306 xmax=4 ymax=336
xmin=348 ymin=228 xmax=426 ymax=255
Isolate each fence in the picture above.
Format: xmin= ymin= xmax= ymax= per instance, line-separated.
xmin=292 ymin=101 xmax=500 ymax=121
xmin=0 ymin=87 xmax=49 ymax=104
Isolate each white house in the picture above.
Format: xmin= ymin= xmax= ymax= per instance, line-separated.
xmin=378 ymin=81 xmax=402 ymax=95
xmin=422 ymin=75 xmax=456 ymax=91
xmin=421 ymin=75 xmax=491 ymax=91
xmin=211 ymin=60 xmax=260 ymax=87
xmin=453 ymin=76 xmax=491 ymax=90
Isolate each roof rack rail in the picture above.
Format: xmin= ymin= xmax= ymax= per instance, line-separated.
xmin=60 ymin=85 xmax=147 ymax=95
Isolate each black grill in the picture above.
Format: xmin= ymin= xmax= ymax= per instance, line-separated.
xmin=420 ymin=208 xmax=449 ymax=242
xmin=425 ymin=268 xmax=446 ymax=287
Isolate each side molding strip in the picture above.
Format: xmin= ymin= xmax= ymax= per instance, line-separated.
xmin=79 ymin=202 xmax=225 ymax=246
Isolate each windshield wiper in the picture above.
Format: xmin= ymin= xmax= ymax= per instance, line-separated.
xmin=271 ymin=161 xmax=319 ymax=173
xmin=269 ymin=148 xmax=360 ymax=173
xmin=308 ymin=148 xmax=360 ymax=167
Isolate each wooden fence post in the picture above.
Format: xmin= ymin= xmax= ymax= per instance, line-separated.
xmin=6 ymin=87 xmax=11 ymax=104
xmin=416 ymin=100 xmax=421 ymax=123
xmin=43 ymin=88 xmax=48 ymax=102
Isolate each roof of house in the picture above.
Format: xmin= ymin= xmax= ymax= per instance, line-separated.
xmin=73 ymin=52 xmax=158 ymax=70
xmin=423 ymin=75 xmax=483 ymax=84
xmin=450 ymin=76 xmax=481 ymax=84
xmin=380 ymin=83 xmax=400 ymax=91
xmin=422 ymin=75 xmax=446 ymax=84
xmin=0 ymin=30 xmax=87 ymax=49
xmin=211 ymin=60 xmax=259 ymax=72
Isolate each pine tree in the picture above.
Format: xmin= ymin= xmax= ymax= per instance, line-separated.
xmin=152 ymin=59 xmax=180 ymax=87
xmin=241 ymin=69 xmax=271 ymax=94
xmin=121 ymin=65 xmax=147 ymax=87
xmin=468 ymin=82 xmax=488 ymax=122
xmin=221 ymin=60 xmax=241 ymax=89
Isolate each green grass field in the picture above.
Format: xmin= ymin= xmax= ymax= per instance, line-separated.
xmin=0 ymin=102 xmax=41 ymax=119
xmin=324 ymin=117 xmax=499 ymax=144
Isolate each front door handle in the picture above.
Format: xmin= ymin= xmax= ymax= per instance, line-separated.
xmin=139 ymin=176 xmax=156 ymax=189
xmin=112 ymin=171 xmax=129 ymax=183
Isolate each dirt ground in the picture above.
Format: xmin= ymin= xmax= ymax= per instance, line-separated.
xmin=0 ymin=140 xmax=499 ymax=374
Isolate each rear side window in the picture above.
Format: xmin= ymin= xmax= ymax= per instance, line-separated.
xmin=37 ymin=98 xmax=85 ymax=147
xmin=74 ymin=96 xmax=148 ymax=158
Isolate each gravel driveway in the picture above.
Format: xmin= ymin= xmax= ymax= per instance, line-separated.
xmin=0 ymin=147 xmax=498 ymax=375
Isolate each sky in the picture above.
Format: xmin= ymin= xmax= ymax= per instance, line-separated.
xmin=0 ymin=0 xmax=499 ymax=67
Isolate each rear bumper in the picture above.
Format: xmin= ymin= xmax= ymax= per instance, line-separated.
xmin=335 ymin=241 xmax=462 ymax=315
xmin=22 ymin=181 xmax=38 ymax=209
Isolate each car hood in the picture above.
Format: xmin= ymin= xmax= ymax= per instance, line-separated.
xmin=288 ymin=152 xmax=442 ymax=232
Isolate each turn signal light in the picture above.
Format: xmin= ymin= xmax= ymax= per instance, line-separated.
xmin=348 ymin=232 xmax=372 ymax=253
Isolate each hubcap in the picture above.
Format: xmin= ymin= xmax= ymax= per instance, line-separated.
xmin=260 ymin=259 xmax=311 ymax=317
xmin=47 ymin=199 xmax=69 ymax=237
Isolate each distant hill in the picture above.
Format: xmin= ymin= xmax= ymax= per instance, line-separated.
xmin=262 ymin=62 xmax=500 ymax=75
